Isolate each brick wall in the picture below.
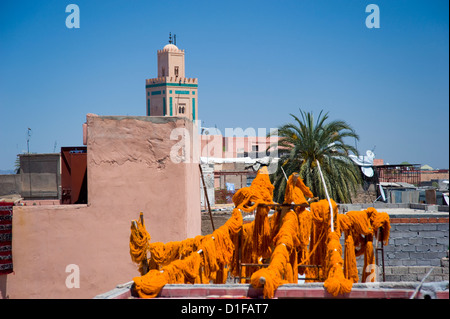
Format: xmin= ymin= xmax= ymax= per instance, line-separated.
xmin=353 ymin=214 xmax=449 ymax=282
xmin=384 ymin=220 xmax=448 ymax=267
xmin=384 ymin=265 xmax=449 ymax=282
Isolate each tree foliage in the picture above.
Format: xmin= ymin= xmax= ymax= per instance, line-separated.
xmin=269 ymin=110 xmax=362 ymax=203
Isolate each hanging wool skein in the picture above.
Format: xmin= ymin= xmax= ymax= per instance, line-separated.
xmin=310 ymin=198 xmax=353 ymax=296
xmin=233 ymin=166 xmax=274 ymax=263
xmin=129 ymin=165 xmax=391 ymax=299
xmin=129 ymin=217 xmax=151 ymax=275
xmin=131 ymin=207 xmax=244 ymax=298
xmin=232 ymin=166 xmax=274 ymax=212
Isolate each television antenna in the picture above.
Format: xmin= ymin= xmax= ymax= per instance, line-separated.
xmin=168 ymin=32 xmax=177 ymax=45
xmin=26 ymin=128 xmax=32 ymax=154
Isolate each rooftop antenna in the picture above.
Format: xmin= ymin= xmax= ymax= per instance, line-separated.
xmin=26 ymin=128 xmax=32 ymax=154
xmin=173 ymin=34 xmax=176 ymax=45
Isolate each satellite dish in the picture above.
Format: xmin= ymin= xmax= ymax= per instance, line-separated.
xmin=361 ymin=166 xmax=374 ymax=177
xmin=366 ymin=150 xmax=375 ymax=160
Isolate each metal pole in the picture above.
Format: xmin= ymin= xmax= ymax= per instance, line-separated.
xmin=139 ymin=212 xmax=149 ymax=275
xmin=199 ymin=164 xmax=215 ymax=231
xmin=280 ymin=166 xmax=288 ymax=181
xmin=316 ymin=160 xmax=334 ymax=233
xmin=380 ymin=228 xmax=386 ymax=282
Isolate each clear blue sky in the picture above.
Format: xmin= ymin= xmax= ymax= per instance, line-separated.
xmin=1 ymin=0 xmax=448 ymax=170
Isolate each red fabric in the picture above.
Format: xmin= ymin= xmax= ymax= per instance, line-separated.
xmin=0 ymin=202 xmax=13 ymax=275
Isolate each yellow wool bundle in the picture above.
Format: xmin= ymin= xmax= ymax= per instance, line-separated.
xmin=146 ymin=234 xmax=207 ymax=270
xmin=273 ymin=210 xmax=300 ymax=251
xmin=129 ymin=219 xmax=151 ymax=275
xmin=234 ymin=222 xmax=259 ymax=282
xmin=362 ymin=240 xmax=375 ymax=283
xmin=162 ymin=252 xmax=202 ymax=284
xmin=308 ymin=199 xmax=338 ymax=281
xmin=323 ymin=231 xmax=353 ymax=297
xmin=343 ymin=233 xmax=359 ymax=283
xmin=365 ymin=207 xmax=391 ymax=245
xmin=283 ymin=173 xmax=314 ymax=206
xmin=338 ymin=211 xmax=372 ymax=260
xmin=337 ymin=207 xmax=391 ymax=284
xmin=250 ymin=268 xmax=284 ymax=299
xmin=273 ymin=210 xmax=300 ymax=282
xmin=310 ymin=199 xmax=338 ymax=226
xmin=133 ymin=269 xmax=169 ymax=298
xmin=341 ymin=210 xmax=372 ymax=236
xmin=215 ymin=263 xmax=228 ymax=284
xmin=224 ymin=208 xmax=244 ymax=237
xmin=370 ymin=209 xmax=391 ymax=245
xmin=212 ymin=209 xmax=242 ymax=266
xmin=297 ymin=209 xmax=312 ymax=270
xmin=199 ymin=235 xmax=218 ymax=282
xmin=253 ymin=206 xmax=272 ymax=259
xmin=250 ymin=244 xmax=290 ymax=299
xmin=232 ymin=166 xmax=274 ymax=212
xmin=179 ymin=235 xmax=204 ymax=259
xmin=131 ymin=206 xmax=244 ymax=297
xmin=212 ymin=226 xmax=235 ymax=266
xmin=133 ymin=251 xmax=203 ymax=298
xmin=130 ymin=166 xmax=393 ymax=299
xmin=250 ymin=205 xmax=302 ymax=298
xmin=149 ymin=241 xmax=181 ymax=267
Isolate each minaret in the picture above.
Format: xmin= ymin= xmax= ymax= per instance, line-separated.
xmin=145 ymin=34 xmax=198 ymax=122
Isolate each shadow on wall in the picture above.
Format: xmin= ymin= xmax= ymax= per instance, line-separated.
xmin=0 ymin=275 xmax=8 ymax=299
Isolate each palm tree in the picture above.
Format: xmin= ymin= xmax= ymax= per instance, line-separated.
xmin=269 ymin=109 xmax=362 ymax=204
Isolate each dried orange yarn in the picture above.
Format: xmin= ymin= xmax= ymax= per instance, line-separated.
xmin=250 ymin=244 xmax=290 ymax=299
xmin=133 ymin=269 xmax=168 ymax=298
xmin=162 ymin=251 xmax=202 ymax=284
xmin=212 ymin=225 xmax=234 ymax=266
xmin=199 ymin=234 xmax=218 ymax=283
xmin=370 ymin=208 xmax=391 ymax=245
xmin=253 ymin=205 xmax=272 ymax=259
xmin=273 ymin=210 xmax=300 ymax=250
xmin=129 ymin=219 xmax=151 ymax=275
xmin=297 ymin=209 xmax=312 ymax=273
xmin=233 ymin=221 xmax=258 ymax=282
xmin=338 ymin=207 xmax=391 ymax=283
xmin=307 ymin=199 xmax=338 ymax=281
xmin=232 ymin=166 xmax=274 ymax=262
xmin=131 ymin=207 xmax=243 ymax=297
xmin=309 ymin=199 xmax=353 ymax=296
xmin=130 ymin=169 xmax=391 ymax=299
xmin=362 ymin=240 xmax=375 ymax=283
xmin=133 ymin=252 xmax=202 ymax=298
xmin=323 ymin=231 xmax=353 ymax=296
xmin=232 ymin=166 xmax=274 ymax=212
xmin=284 ymin=173 xmax=313 ymax=205
xmin=148 ymin=241 xmax=180 ymax=267
xmin=343 ymin=233 xmax=358 ymax=283
xmin=250 ymin=209 xmax=301 ymax=298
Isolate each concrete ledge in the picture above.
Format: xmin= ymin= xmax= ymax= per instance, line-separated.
xmin=93 ymin=281 xmax=134 ymax=299
xmin=96 ymin=115 xmax=190 ymax=124
xmin=339 ymin=203 xmax=449 ymax=213
xmin=95 ymin=281 xmax=449 ymax=299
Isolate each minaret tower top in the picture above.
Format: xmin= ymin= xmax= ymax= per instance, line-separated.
xmin=145 ymin=34 xmax=198 ymax=122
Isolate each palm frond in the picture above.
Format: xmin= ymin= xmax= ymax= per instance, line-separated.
xmin=271 ymin=109 xmax=362 ymax=203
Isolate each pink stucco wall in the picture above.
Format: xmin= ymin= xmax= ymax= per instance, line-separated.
xmin=200 ymin=135 xmax=280 ymax=159
xmin=1 ymin=115 xmax=201 ymax=298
